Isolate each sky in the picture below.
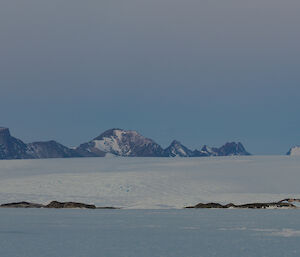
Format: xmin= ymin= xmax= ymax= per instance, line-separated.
xmin=1 ymin=0 xmax=300 ymax=155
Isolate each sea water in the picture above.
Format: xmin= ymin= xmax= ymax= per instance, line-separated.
xmin=0 ymin=209 xmax=300 ymax=257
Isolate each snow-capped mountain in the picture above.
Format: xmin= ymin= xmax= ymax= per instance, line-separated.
xmin=287 ymin=146 xmax=300 ymax=156
xmin=164 ymin=140 xmax=194 ymax=157
xmin=77 ymin=129 xmax=166 ymax=157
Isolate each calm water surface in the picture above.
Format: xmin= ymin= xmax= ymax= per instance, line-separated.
xmin=0 ymin=209 xmax=300 ymax=257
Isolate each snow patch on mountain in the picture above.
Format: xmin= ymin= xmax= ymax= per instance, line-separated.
xmin=287 ymin=146 xmax=300 ymax=156
xmin=164 ymin=140 xmax=193 ymax=157
xmin=81 ymin=129 xmax=165 ymax=157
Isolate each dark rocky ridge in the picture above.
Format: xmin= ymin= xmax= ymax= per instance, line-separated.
xmin=185 ymin=199 xmax=299 ymax=209
xmin=0 ymin=201 xmax=44 ymax=208
xmin=217 ymin=142 xmax=250 ymax=156
xmin=27 ymin=141 xmax=82 ymax=159
xmin=45 ymin=201 xmax=96 ymax=209
xmin=0 ymin=127 xmax=251 ymax=159
xmin=0 ymin=201 xmax=118 ymax=209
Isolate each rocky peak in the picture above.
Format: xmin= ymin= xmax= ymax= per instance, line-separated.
xmin=217 ymin=142 xmax=250 ymax=156
xmin=287 ymin=146 xmax=300 ymax=156
xmin=80 ymin=129 xmax=166 ymax=157
xmin=164 ymin=140 xmax=194 ymax=157
xmin=0 ymin=127 xmax=32 ymax=159
xmin=0 ymin=127 xmax=11 ymax=144
xmin=201 ymin=145 xmax=217 ymax=155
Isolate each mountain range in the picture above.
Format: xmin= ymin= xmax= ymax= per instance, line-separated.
xmin=0 ymin=127 xmax=251 ymax=159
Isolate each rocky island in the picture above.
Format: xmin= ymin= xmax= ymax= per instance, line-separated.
xmin=0 ymin=201 xmax=118 ymax=209
xmin=185 ymin=199 xmax=300 ymax=209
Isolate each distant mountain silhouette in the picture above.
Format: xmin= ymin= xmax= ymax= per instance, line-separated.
xmin=0 ymin=127 xmax=251 ymax=159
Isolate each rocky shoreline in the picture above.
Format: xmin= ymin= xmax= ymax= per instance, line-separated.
xmin=1 ymin=199 xmax=300 ymax=209
xmin=0 ymin=201 xmax=118 ymax=209
xmin=185 ymin=199 xmax=300 ymax=209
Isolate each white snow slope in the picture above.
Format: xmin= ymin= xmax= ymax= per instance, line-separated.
xmin=0 ymin=156 xmax=299 ymax=209
xmin=288 ymin=146 xmax=300 ymax=156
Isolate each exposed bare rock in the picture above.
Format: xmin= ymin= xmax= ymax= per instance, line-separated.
xmin=186 ymin=200 xmax=297 ymax=209
xmin=0 ymin=200 xmax=118 ymax=209
xmin=279 ymin=198 xmax=300 ymax=203
xmin=186 ymin=202 xmax=226 ymax=208
xmin=45 ymin=201 xmax=96 ymax=209
xmin=0 ymin=201 xmax=44 ymax=208
xmin=236 ymin=202 xmax=295 ymax=209
xmin=27 ymin=141 xmax=82 ymax=158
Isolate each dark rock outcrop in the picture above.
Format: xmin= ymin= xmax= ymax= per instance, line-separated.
xmin=0 ymin=200 xmax=117 ymax=209
xmin=186 ymin=200 xmax=297 ymax=209
xmin=186 ymin=202 xmax=226 ymax=208
xmin=45 ymin=201 xmax=96 ymax=209
xmin=0 ymin=201 xmax=44 ymax=208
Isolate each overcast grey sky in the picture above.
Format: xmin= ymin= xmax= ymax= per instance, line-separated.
xmin=1 ymin=0 xmax=300 ymax=154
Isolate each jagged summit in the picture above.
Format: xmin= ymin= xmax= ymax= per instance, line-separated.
xmin=217 ymin=142 xmax=250 ymax=156
xmin=0 ymin=128 xmax=82 ymax=159
xmin=196 ymin=145 xmax=217 ymax=156
xmin=164 ymin=140 xmax=194 ymax=157
xmin=0 ymin=127 xmax=11 ymax=141
xmin=0 ymin=128 xmax=31 ymax=159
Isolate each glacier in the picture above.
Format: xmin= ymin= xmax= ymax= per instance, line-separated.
xmin=1 ymin=156 xmax=300 ymax=257
xmin=0 ymin=156 xmax=299 ymax=209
